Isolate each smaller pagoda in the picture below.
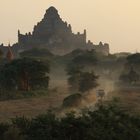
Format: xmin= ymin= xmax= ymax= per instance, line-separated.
xmin=6 ymin=43 xmax=14 ymax=61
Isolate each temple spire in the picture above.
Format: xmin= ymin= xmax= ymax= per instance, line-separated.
xmin=6 ymin=43 xmax=14 ymax=61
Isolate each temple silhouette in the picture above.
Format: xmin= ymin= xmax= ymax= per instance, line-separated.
xmin=0 ymin=6 xmax=109 ymax=56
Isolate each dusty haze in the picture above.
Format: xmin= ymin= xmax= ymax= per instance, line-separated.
xmin=0 ymin=0 xmax=140 ymax=53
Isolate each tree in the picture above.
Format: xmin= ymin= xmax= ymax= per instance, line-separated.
xmin=119 ymin=53 xmax=140 ymax=86
xmin=66 ymin=50 xmax=98 ymax=92
xmin=127 ymin=53 xmax=140 ymax=65
xmin=0 ymin=49 xmax=3 ymax=59
xmin=66 ymin=64 xmax=83 ymax=92
xmin=66 ymin=62 xmax=99 ymax=93
xmin=72 ymin=49 xmax=98 ymax=67
xmin=63 ymin=93 xmax=82 ymax=107
xmin=0 ymin=123 xmax=9 ymax=140
xmin=120 ymin=67 xmax=139 ymax=85
xmin=126 ymin=53 xmax=140 ymax=72
xmin=0 ymin=58 xmax=50 ymax=91
xmin=20 ymin=48 xmax=54 ymax=59
xmin=79 ymin=72 xmax=99 ymax=93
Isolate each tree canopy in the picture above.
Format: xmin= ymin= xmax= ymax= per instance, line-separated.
xmin=120 ymin=67 xmax=140 ymax=85
xmin=127 ymin=53 xmax=140 ymax=65
xmin=72 ymin=49 xmax=98 ymax=67
xmin=79 ymin=72 xmax=99 ymax=93
xmin=125 ymin=53 xmax=140 ymax=72
xmin=0 ymin=58 xmax=50 ymax=91
xmin=119 ymin=53 xmax=140 ymax=85
xmin=67 ymin=65 xmax=98 ymax=93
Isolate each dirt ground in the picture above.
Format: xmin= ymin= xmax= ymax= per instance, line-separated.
xmin=0 ymin=78 xmax=140 ymax=122
xmin=0 ymin=79 xmax=69 ymax=122
xmin=107 ymin=89 xmax=140 ymax=114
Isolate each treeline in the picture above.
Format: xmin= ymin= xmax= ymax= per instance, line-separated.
xmin=0 ymin=48 xmax=140 ymax=99
xmin=0 ymin=48 xmax=140 ymax=96
xmin=0 ymin=57 xmax=50 ymax=100
xmin=119 ymin=53 xmax=140 ymax=85
xmin=0 ymin=49 xmax=100 ymax=100
xmin=0 ymin=101 xmax=140 ymax=140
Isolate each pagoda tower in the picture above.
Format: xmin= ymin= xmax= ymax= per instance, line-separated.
xmin=6 ymin=43 xmax=14 ymax=61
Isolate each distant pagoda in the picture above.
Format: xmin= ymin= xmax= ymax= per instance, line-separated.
xmin=6 ymin=43 xmax=14 ymax=61
xmin=1 ymin=6 xmax=109 ymax=56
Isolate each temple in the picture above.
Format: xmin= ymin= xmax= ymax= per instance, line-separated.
xmin=6 ymin=43 xmax=14 ymax=61
xmin=1 ymin=6 xmax=109 ymax=56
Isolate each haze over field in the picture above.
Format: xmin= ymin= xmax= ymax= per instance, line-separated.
xmin=0 ymin=0 xmax=140 ymax=53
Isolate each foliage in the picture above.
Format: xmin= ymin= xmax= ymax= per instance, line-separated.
xmin=0 ymin=58 xmax=50 ymax=91
xmin=1 ymin=101 xmax=140 ymax=140
xmin=72 ymin=49 xmax=98 ymax=67
xmin=0 ymin=123 xmax=9 ymax=140
xmin=24 ymin=112 xmax=59 ymax=140
xmin=79 ymin=72 xmax=99 ymax=93
xmin=20 ymin=48 xmax=54 ymax=58
xmin=0 ymin=49 xmax=3 ymax=59
xmin=0 ymin=89 xmax=48 ymax=101
xmin=3 ymin=127 xmax=24 ymax=140
xmin=12 ymin=116 xmax=31 ymax=134
xmin=125 ymin=53 xmax=140 ymax=72
xmin=119 ymin=53 xmax=140 ymax=85
xmin=120 ymin=67 xmax=140 ymax=85
xmin=127 ymin=53 xmax=140 ymax=65
xmin=65 ymin=49 xmax=85 ymax=58
xmin=67 ymin=65 xmax=98 ymax=93
xmin=66 ymin=49 xmax=99 ymax=92
xmin=63 ymin=93 xmax=82 ymax=107
xmin=67 ymin=66 xmax=82 ymax=92
xmin=120 ymin=72 xmax=139 ymax=85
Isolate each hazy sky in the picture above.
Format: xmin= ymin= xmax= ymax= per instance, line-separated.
xmin=0 ymin=0 xmax=140 ymax=53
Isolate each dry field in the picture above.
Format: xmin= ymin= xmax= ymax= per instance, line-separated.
xmin=0 ymin=82 xmax=98 ymax=122
xmin=0 ymin=78 xmax=140 ymax=122
xmin=0 ymin=80 xmax=69 ymax=122
xmin=0 ymin=90 xmax=139 ymax=122
xmin=108 ymin=90 xmax=140 ymax=114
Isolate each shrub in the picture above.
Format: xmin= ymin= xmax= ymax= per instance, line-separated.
xmin=63 ymin=93 xmax=82 ymax=107
xmin=0 ymin=100 xmax=140 ymax=140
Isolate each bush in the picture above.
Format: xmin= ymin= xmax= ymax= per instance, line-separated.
xmin=3 ymin=127 xmax=24 ymax=140
xmin=63 ymin=93 xmax=82 ymax=107
xmin=0 ymin=101 xmax=140 ymax=140
xmin=0 ymin=123 xmax=9 ymax=140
